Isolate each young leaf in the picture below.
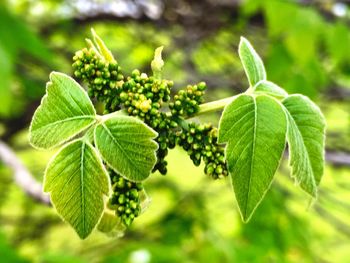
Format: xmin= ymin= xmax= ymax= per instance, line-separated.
xmin=29 ymin=72 xmax=96 ymax=149
xmin=253 ymin=80 xmax=288 ymax=99
xmin=283 ymin=95 xmax=326 ymax=197
xmin=44 ymin=139 xmax=110 ymax=239
xmin=151 ymin=46 xmax=164 ymax=79
xmin=94 ymin=116 xmax=158 ymax=182
xmin=218 ymin=94 xmax=287 ymax=222
xmin=97 ymin=211 xmax=124 ymax=235
xmin=239 ymin=37 xmax=267 ymax=87
xmin=91 ymin=28 xmax=116 ymax=63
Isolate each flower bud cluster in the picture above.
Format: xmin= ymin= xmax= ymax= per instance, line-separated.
xmin=118 ymin=69 xmax=173 ymax=123
xmin=176 ymin=123 xmax=228 ymax=179
xmin=107 ymin=169 xmax=143 ymax=227
xmin=169 ymin=82 xmax=206 ymax=117
xmin=72 ymin=47 xmax=228 ymax=181
xmin=72 ymin=48 xmax=123 ymax=111
xmin=116 ymin=70 xmax=175 ymax=174
xmin=152 ymin=116 xmax=177 ymax=175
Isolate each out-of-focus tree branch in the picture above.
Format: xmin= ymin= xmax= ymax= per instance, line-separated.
xmin=0 ymin=137 xmax=349 ymax=205
xmin=0 ymin=140 xmax=51 ymax=205
xmin=326 ymin=151 xmax=350 ymax=166
xmin=314 ymin=204 xmax=350 ymax=238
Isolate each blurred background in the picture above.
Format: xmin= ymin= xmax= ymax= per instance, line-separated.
xmin=0 ymin=0 xmax=349 ymax=262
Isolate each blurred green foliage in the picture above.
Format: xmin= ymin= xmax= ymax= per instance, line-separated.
xmin=0 ymin=0 xmax=349 ymax=262
xmin=0 ymin=5 xmax=53 ymax=117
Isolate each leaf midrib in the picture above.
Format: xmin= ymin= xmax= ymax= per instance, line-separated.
xmin=242 ymin=46 xmax=258 ymax=86
xmin=245 ymin=96 xmax=257 ymax=218
xmin=100 ymin=122 xmax=144 ymax=177
xmin=80 ymin=141 xmax=86 ymax=236
xmin=33 ymin=115 xmax=95 ymax=132
xmin=54 ymin=72 xmax=95 ymax=116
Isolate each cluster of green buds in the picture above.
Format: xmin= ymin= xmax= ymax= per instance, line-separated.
xmin=117 ymin=69 xmax=173 ymax=124
xmin=107 ymin=169 xmax=143 ymax=227
xmin=169 ymin=82 xmax=206 ymax=117
xmin=71 ymin=30 xmax=229 ymax=225
xmin=116 ymin=67 xmax=175 ymax=175
xmin=152 ymin=117 xmax=177 ymax=174
xmin=72 ymin=30 xmax=124 ymax=112
xmin=176 ymin=122 xmax=228 ymax=179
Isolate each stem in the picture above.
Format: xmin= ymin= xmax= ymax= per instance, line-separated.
xmin=195 ymin=95 xmax=237 ymax=116
xmin=97 ymin=109 xmax=128 ymax=122
xmin=165 ymin=95 xmax=237 ymax=119
xmin=0 ymin=140 xmax=51 ymax=205
xmin=100 ymin=95 xmax=236 ymax=122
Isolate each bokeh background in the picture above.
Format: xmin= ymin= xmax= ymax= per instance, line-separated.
xmin=0 ymin=0 xmax=350 ymax=262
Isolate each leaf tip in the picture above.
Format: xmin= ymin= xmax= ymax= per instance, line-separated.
xmin=155 ymin=45 xmax=164 ymax=54
xmin=49 ymin=71 xmax=62 ymax=80
xmin=77 ymin=230 xmax=91 ymax=240
xmin=237 ymin=37 xmax=266 ymax=86
xmin=90 ymin=28 xmax=116 ymax=63
xmin=151 ymin=46 xmax=165 ymax=76
xmin=241 ymin=216 xmax=251 ymax=224
xmin=239 ymin=36 xmax=248 ymax=46
xmin=238 ymin=36 xmax=253 ymax=55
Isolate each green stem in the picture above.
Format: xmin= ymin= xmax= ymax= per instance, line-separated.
xmin=195 ymin=95 xmax=237 ymax=116
xmin=97 ymin=109 xmax=128 ymax=122
xmin=164 ymin=95 xmax=237 ymax=119
xmin=101 ymin=95 xmax=236 ymax=122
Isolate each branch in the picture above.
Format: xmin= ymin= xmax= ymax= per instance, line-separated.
xmin=284 ymin=150 xmax=350 ymax=167
xmin=313 ymin=204 xmax=350 ymax=238
xmin=325 ymin=151 xmax=350 ymax=166
xmin=0 ymin=140 xmax=51 ymax=205
xmin=0 ymin=137 xmax=349 ymax=206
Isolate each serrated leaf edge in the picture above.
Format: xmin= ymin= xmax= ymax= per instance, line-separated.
xmin=43 ymin=138 xmax=110 ymax=239
xmin=282 ymin=94 xmax=326 ymax=197
xmin=218 ymin=94 xmax=287 ymax=222
xmin=94 ymin=116 xmax=158 ymax=182
xmin=29 ymin=71 xmax=97 ymax=150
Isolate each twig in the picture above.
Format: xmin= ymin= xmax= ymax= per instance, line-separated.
xmin=325 ymin=151 xmax=350 ymax=166
xmin=0 ymin=138 xmax=349 ymax=206
xmin=0 ymin=140 xmax=51 ymax=205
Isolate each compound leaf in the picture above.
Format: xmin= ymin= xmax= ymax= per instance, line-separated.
xmin=29 ymin=72 xmax=96 ymax=149
xmin=94 ymin=116 xmax=158 ymax=182
xmin=253 ymin=80 xmax=288 ymax=99
xmin=44 ymin=139 xmax=110 ymax=239
xmin=283 ymin=95 xmax=326 ymax=197
xmin=239 ymin=37 xmax=266 ymax=87
xmin=218 ymin=94 xmax=287 ymax=222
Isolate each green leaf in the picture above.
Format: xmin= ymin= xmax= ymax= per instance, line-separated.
xmin=97 ymin=211 xmax=120 ymax=233
xmin=253 ymin=80 xmax=288 ymax=99
xmin=218 ymin=94 xmax=287 ymax=221
xmin=97 ymin=211 xmax=125 ymax=236
xmin=0 ymin=7 xmax=53 ymax=64
xmin=91 ymin=28 xmax=116 ymax=63
xmin=282 ymin=95 xmax=326 ymax=197
xmin=29 ymin=72 xmax=96 ymax=149
xmin=0 ymin=42 xmax=13 ymax=116
xmin=94 ymin=116 xmax=158 ymax=182
xmin=239 ymin=37 xmax=266 ymax=87
xmin=44 ymin=139 xmax=110 ymax=239
xmin=151 ymin=46 xmax=164 ymax=79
